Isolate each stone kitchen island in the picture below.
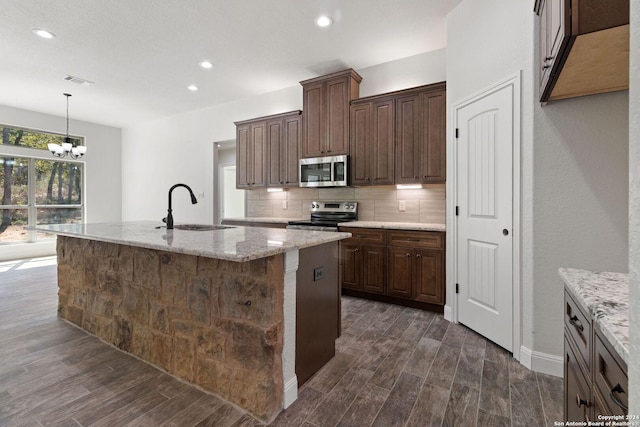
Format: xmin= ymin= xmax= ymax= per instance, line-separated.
xmin=34 ymin=221 xmax=350 ymax=423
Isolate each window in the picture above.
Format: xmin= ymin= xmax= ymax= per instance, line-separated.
xmin=1 ymin=127 xmax=84 ymax=244
xmin=1 ymin=125 xmax=82 ymax=151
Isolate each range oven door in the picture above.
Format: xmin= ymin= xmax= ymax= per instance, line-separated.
xmin=299 ymin=155 xmax=348 ymax=187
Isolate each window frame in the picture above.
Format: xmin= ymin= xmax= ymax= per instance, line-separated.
xmin=1 ymin=125 xmax=86 ymax=245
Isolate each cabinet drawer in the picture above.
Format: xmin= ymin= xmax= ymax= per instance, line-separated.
xmin=594 ymin=332 xmax=628 ymax=415
xmin=387 ymin=230 xmax=444 ymax=249
xmin=339 ymin=227 xmax=386 ymax=245
xmin=565 ymin=337 xmax=592 ymax=422
xmin=564 ymin=291 xmax=591 ymax=371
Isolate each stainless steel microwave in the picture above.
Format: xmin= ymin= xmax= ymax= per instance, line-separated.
xmin=299 ymin=155 xmax=348 ymax=187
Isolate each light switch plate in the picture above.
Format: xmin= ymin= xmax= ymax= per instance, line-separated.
xmin=282 ymin=200 xmax=288 ymax=210
xmin=399 ymin=200 xmax=406 ymax=212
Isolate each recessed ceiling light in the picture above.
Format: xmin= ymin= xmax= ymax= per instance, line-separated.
xmin=200 ymin=61 xmax=213 ymax=69
xmin=188 ymin=85 xmax=199 ymax=91
xmin=33 ymin=28 xmax=56 ymax=39
xmin=315 ymin=15 xmax=333 ymax=28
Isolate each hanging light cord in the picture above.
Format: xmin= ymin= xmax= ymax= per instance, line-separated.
xmin=64 ymin=93 xmax=71 ymax=143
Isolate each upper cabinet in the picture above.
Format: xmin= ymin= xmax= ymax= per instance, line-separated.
xmin=350 ymin=82 xmax=446 ymax=186
xmin=301 ymin=69 xmax=362 ymax=158
xmin=535 ymin=0 xmax=629 ymax=102
xmin=235 ymin=111 xmax=302 ymax=189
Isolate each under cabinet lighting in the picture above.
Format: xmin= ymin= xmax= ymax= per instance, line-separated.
xmin=267 ymin=188 xmax=284 ymax=192
xmin=396 ymin=184 xmax=422 ymax=190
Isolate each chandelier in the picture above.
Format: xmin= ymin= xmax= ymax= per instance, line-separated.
xmin=47 ymin=93 xmax=87 ymax=159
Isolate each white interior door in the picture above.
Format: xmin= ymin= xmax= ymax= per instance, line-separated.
xmin=220 ymin=165 xmax=245 ymax=219
xmin=456 ymin=83 xmax=514 ymax=351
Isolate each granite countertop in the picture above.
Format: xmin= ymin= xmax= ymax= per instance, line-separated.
xmin=222 ymin=217 xmax=306 ymax=224
xmin=559 ymin=267 xmax=628 ymax=364
xmin=33 ymin=221 xmax=350 ymax=263
xmin=337 ymin=221 xmax=446 ymax=232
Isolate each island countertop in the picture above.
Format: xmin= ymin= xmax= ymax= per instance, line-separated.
xmin=34 ymin=221 xmax=351 ymax=263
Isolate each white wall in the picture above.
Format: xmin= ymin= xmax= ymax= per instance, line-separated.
xmin=121 ymin=50 xmax=446 ymax=224
xmin=628 ymin=0 xmax=639 ymax=415
xmin=0 ymin=104 xmax=122 ymax=261
xmin=447 ymin=0 xmax=629 ymax=370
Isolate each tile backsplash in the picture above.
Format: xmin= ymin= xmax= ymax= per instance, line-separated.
xmin=246 ymin=184 xmax=445 ymax=224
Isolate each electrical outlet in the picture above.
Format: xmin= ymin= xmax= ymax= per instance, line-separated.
xmin=399 ymin=200 xmax=406 ymax=212
xmin=282 ymin=200 xmax=288 ymax=210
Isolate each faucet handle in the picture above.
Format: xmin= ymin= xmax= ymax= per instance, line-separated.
xmin=162 ymin=217 xmax=167 ymax=223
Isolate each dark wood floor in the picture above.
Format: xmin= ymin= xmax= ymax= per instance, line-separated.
xmin=0 ymin=257 xmax=563 ymax=426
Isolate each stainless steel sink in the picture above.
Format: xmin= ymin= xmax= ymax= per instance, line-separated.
xmin=173 ymin=224 xmax=235 ymax=231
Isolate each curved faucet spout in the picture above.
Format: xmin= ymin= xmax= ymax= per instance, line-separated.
xmin=166 ymin=183 xmax=198 ymax=229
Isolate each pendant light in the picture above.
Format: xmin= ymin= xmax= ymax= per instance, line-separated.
xmin=47 ymin=93 xmax=87 ymax=159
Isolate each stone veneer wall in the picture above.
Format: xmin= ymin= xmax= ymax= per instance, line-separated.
xmin=56 ymin=236 xmax=285 ymax=422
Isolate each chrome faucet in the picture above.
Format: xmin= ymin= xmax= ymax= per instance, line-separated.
xmin=164 ymin=183 xmax=198 ymax=229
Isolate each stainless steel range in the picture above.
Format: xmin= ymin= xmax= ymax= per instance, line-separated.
xmin=287 ymin=201 xmax=357 ymax=231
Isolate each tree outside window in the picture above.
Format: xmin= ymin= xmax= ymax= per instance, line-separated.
xmin=0 ymin=126 xmax=84 ymax=244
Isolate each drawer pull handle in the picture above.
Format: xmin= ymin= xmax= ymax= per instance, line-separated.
xmin=238 ymin=300 xmax=251 ymax=306
xmin=576 ymin=394 xmax=590 ymax=408
xmin=569 ymin=315 xmax=584 ymax=332
xmin=610 ymin=383 xmax=628 ymax=412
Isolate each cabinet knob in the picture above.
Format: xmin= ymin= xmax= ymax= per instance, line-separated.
xmin=416 ymin=253 xmax=422 ymax=258
xmin=354 ymin=248 xmax=359 ymax=253
xmin=545 ymin=56 xmax=554 ymax=61
xmin=543 ymin=65 xmax=551 ymax=69
xmin=406 ymin=253 xmax=411 ymax=257
xmin=576 ymin=394 xmax=590 ymax=408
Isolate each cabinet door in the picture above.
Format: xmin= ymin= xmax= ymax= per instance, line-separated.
xmin=565 ymin=337 xmax=592 ymax=422
xmin=350 ymin=102 xmax=372 ymax=185
xmin=341 ymin=243 xmax=362 ymax=290
xmin=250 ymin=122 xmax=266 ymax=187
xmin=421 ymin=90 xmax=446 ymax=183
xmin=362 ymin=245 xmax=386 ymax=294
xmin=371 ymin=98 xmax=395 ymax=185
xmin=387 ymin=247 xmax=413 ymax=299
xmin=302 ymin=80 xmax=325 ymax=158
xmin=236 ymin=123 xmax=251 ymax=188
xmin=283 ymin=114 xmax=301 ymax=186
xmin=395 ymin=94 xmax=421 ymax=184
xmin=325 ymin=75 xmax=350 ymax=155
xmin=414 ymin=249 xmax=444 ymax=304
xmin=266 ymin=118 xmax=283 ymax=187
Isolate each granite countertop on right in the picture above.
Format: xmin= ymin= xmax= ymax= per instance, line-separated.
xmin=559 ymin=267 xmax=628 ymax=364
xmin=338 ymin=221 xmax=445 ymax=232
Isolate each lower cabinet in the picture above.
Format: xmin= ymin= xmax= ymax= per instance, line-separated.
xmin=564 ymin=289 xmax=628 ymax=422
xmin=340 ymin=227 xmax=445 ymax=310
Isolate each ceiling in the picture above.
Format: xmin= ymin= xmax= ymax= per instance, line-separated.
xmin=1 ymin=0 xmax=461 ymax=129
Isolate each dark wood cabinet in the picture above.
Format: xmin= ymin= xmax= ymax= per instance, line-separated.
xmin=301 ymin=69 xmax=362 ymax=158
xmin=350 ymin=97 xmax=395 ymax=186
xmin=349 ymin=82 xmax=446 ymax=186
xmin=534 ymin=0 xmax=629 ymax=102
xmin=563 ymin=289 xmax=628 ymax=421
xmin=235 ymin=110 xmax=301 ymax=189
xmin=387 ymin=246 xmax=413 ymax=298
xmin=235 ymin=120 xmax=266 ymax=189
xmin=340 ymin=228 xmax=386 ymax=295
xmin=340 ymin=227 xmax=445 ymax=310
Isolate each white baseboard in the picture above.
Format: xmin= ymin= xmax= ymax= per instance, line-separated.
xmin=282 ymin=375 xmax=298 ymax=409
xmin=444 ymin=304 xmax=454 ymax=322
xmin=519 ymin=345 xmax=563 ymax=377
